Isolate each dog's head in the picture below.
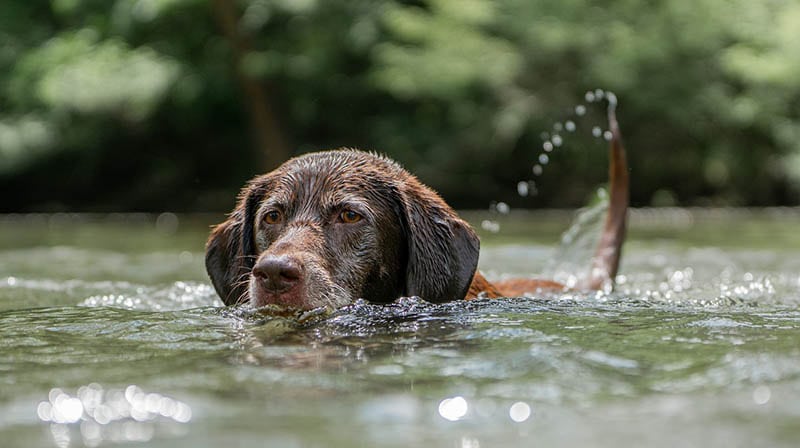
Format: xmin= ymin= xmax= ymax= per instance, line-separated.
xmin=205 ymin=149 xmax=480 ymax=310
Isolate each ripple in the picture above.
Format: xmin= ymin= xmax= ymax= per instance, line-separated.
xmin=1 ymin=276 xmax=221 ymax=311
xmin=687 ymin=317 xmax=754 ymax=328
xmin=80 ymin=281 xmax=221 ymax=311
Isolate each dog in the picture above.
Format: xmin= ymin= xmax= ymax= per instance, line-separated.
xmin=205 ymin=107 xmax=628 ymax=310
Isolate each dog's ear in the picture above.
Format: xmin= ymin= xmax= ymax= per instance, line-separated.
xmin=205 ymin=184 xmax=265 ymax=305
xmin=398 ymin=179 xmax=480 ymax=303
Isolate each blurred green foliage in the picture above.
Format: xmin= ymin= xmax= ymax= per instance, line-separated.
xmin=1 ymin=0 xmax=799 ymax=211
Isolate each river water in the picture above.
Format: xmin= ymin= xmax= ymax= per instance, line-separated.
xmin=1 ymin=209 xmax=799 ymax=447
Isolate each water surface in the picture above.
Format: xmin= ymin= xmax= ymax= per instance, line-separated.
xmin=1 ymin=210 xmax=799 ymax=447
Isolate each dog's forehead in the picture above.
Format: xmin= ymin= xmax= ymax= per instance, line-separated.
xmin=292 ymin=150 xmax=402 ymax=176
xmin=267 ymin=150 xmax=405 ymax=206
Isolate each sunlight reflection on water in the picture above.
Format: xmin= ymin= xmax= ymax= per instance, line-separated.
xmin=37 ymin=384 xmax=191 ymax=447
xmin=438 ymin=396 xmax=469 ymax=421
xmin=80 ymin=281 xmax=220 ymax=310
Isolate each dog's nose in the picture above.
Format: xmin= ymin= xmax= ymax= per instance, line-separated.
xmin=252 ymin=256 xmax=302 ymax=292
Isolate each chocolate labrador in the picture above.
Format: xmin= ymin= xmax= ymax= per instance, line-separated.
xmin=206 ymin=107 xmax=628 ymax=310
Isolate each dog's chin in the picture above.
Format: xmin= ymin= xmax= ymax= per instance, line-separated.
xmin=248 ymin=277 xmax=353 ymax=311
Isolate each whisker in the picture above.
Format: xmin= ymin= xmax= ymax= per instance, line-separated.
xmin=231 ymin=277 xmax=251 ymax=290
xmin=235 ymin=288 xmax=250 ymax=305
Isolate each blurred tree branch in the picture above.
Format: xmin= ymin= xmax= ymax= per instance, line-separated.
xmin=211 ymin=0 xmax=290 ymax=170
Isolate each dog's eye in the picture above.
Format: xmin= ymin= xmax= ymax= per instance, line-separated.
xmin=263 ymin=210 xmax=282 ymax=225
xmin=339 ymin=210 xmax=362 ymax=224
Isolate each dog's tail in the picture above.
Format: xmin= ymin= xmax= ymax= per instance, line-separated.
xmin=582 ymin=95 xmax=629 ymax=291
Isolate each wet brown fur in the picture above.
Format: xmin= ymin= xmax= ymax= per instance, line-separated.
xmin=206 ymin=108 xmax=628 ymax=309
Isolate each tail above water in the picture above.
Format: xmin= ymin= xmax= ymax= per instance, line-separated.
xmin=469 ymin=95 xmax=630 ymax=299
xmin=581 ymin=95 xmax=629 ymax=291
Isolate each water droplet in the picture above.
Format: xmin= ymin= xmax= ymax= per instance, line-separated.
xmin=509 ymin=401 xmax=532 ymax=422
xmin=543 ymin=141 xmax=554 ymax=152
xmin=592 ymin=126 xmax=602 ymax=138
xmin=603 ymin=130 xmax=613 ymax=141
xmin=539 ymin=131 xmax=550 ymax=140
xmin=575 ymin=104 xmax=587 ymax=116
xmin=481 ymin=220 xmax=501 ymax=233
xmin=594 ymin=88 xmax=605 ymax=99
xmin=565 ymin=120 xmax=576 ymax=132
xmin=753 ymin=385 xmax=771 ymax=405
xmin=517 ymin=181 xmax=529 ymax=197
xmin=438 ymin=396 xmax=468 ymax=421
xmin=532 ymin=165 xmax=543 ymax=176
xmin=606 ymin=91 xmax=617 ymax=106
xmin=539 ymin=154 xmax=549 ymax=165
xmin=53 ymin=396 xmax=84 ymax=424
xmin=585 ymin=91 xmax=596 ymax=102
xmin=155 ymin=212 xmax=179 ymax=234
xmin=495 ymin=202 xmax=510 ymax=214
xmin=37 ymin=401 xmax=53 ymax=422
xmin=553 ymin=122 xmax=563 ymax=132
xmin=173 ymin=402 xmax=193 ymax=423
xmin=552 ymin=135 xmax=563 ymax=147
xmin=49 ymin=388 xmax=64 ymax=404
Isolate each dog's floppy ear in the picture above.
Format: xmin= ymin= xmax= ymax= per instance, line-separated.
xmin=205 ymin=184 xmax=265 ymax=305
xmin=398 ymin=179 xmax=480 ymax=303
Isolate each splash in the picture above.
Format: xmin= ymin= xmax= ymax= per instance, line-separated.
xmin=484 ymin=89 xmax=622 ymax=248
xmin=542 ymin=188 xmax=610 ymax=289
xmin=515 ymin=89 xmax=618 ymax=200
xmin=511 ymin=89 xmax=627 ymax=291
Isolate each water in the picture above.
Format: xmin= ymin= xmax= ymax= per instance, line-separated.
xmin=1 ymin=210 xmax=799 ymax=447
